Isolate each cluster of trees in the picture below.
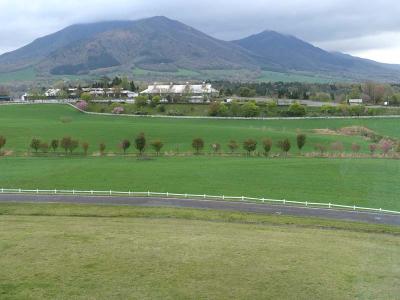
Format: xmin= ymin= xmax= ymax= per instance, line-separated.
xmin=213 ymin=81 xmax=400 ymax=105
xmin=91 ymin=76 xmax=137 ymax=91
xmin=30 ymin=137 xmax=81 ymax=154
xmin=312 ymin=140 xmax=399 ymax=156
xmin=191 ymin=134 xmax=307 ymax=156
xmin=208 ymin=101 xmax=308 ymax=117
xmin=208 ymin=101 xmax=387 ymax=118
xmin=1 ymin=132 xmax=396 ymax=158
xmin=28 ymin=134 xmax=165 ymax=156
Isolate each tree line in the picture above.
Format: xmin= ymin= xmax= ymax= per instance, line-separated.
xmin=1 ymin=133 xmax=399 ymax=158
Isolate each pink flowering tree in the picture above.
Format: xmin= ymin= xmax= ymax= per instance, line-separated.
xmin=380 ymin=140 xmax=393 ymax=156
xmin=75 ymin=100 xmax=88 ymax=111
xmin=112 ymin=106 xmax=125 ymax=114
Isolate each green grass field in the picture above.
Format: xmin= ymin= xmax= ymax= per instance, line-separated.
xmin=0 ymin=203 xmax=399 ymax=299
xmin=1 ymin=104 xmax=399 ymax=154
xmin=0 ymin=104 xmax=400 ymax=210
xmin=257 ymin=70 xmax=336 ymax=83
xmin=0 ymin=156 xmax=399 ymax=210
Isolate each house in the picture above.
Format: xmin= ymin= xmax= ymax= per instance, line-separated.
xmin=349 ymin=99 xmax=363 ymax=105
xmin=140 ymin=82 xmax=219 ymax=103
xmin=45 ymin=89 xmax=61 ymax=98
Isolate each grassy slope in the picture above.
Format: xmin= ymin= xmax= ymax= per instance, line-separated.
xmin=0 ymin=203 xmax=399 ymax=299
xmin=1 ymin=104 xmax=400 ymax=154
xmin=0 ymin=67 xmax=37 ymax=83
xmin=1 ymin=156 xmax=399 ymax=210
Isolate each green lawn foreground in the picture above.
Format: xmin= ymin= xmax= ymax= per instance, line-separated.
xmin=0 ymin=203 xmax=399 ymax=299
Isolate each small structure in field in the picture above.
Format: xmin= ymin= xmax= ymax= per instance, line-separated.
xmin=348 ymin=99 xmax=363 ymax=105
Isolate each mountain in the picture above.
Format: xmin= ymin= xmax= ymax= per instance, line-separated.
xmin=232 ymin=30 xmax=400 ymax=81
xmin=0 ymin=16 xmax=400 ymax=82
xmin=0 ymin=16 xmax=257 ymax=76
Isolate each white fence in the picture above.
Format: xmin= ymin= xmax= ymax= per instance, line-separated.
xmin=0 ymin=187 xmax=399 ymax=215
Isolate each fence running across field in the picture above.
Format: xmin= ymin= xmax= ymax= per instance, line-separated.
xmin=1 ymin=188 xmax=399 ymax=216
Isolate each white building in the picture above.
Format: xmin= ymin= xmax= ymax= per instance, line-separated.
xmin=45 ymin=89 xmax=61 ymax=97
xmin=349 ymin=99 xmax=363 ymax=105
xmin=140 ymin=82 xmax=219 ymax=102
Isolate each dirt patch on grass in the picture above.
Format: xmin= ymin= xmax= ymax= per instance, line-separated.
xmin=338 ymin=126 xmax=376 ymax=137
xmin=313 ymin=129 xmax=339 ymax=135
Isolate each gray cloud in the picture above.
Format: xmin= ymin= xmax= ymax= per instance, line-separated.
xmin=1 ymin=0 xmax=400 ymax=63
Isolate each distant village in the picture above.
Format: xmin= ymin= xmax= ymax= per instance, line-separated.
xmin=19 ymin=81 xmax=220 ymax=103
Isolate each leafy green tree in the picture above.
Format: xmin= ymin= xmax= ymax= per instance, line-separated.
xmin=82 ymin=142 xmax=89 ymax=155
xmin=0 ymin=136 xmax=6 ymax=151
xmin=192 ymin=138 xmax=204 ymax=154
xmin=39 ymin=142 xmax=49 ymax=153
xmin=287 ymin=103 xmax=306 ymax=117
xmin=314 ymin=143 xmax=327 ymax=155
xmin=151 ymin=140 xmax=164 ymax=156
xmin=135 ymin=96 xmax=148 ymax=108
xmin=277 ymin=139 xmax=291 ymax=156
xmin=120 ymin=139 xmax=131 ymax=154
xmin=30 ymin=138 xmax=41 ymax=153
xmin=50 ymin=139 xmax=59 ymax=152
xmin=208 ymin=102 xmax=228 ymax=116
xmin=99 ymin=143 xmax=106 ymax=155
xmin=238 ymin=87 xmax=256 ymax=97
xmin=296 ymin=134 xmax=307 ymax=152
xmin=262 ymin=138 xmax=273 ymax=156
xmin=135 ymin=133 xmax=146 ymax=155
xmin=150 ymin=96 xmax=161 ymax=107
xmin=241 ymin=102 xmax=260 ymax=117
xmin=69 ymin=140 xmax=79 ymax=154
xmin=229 ymin=101 xmax=241 ymax=116
xmin=243 ymin=139 xmax=257 ymax=156
xmin=60 ymin=137 xmax=73 ymax=154
xmin=228 ymin=140 xmax=239 ymax=153
xmin=80 ymin=92 xmax=92 ymax=102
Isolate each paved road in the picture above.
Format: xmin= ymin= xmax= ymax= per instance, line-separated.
xmin=0 ymin=194 xmax=399 ymax=226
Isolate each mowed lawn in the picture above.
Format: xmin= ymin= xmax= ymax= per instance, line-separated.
xmin=0 ymin=156 xmax=400 ymax=210
xmin=0 ymin=204 xmax=399 ymax=299
xmin=1 ymin=104 xmax=400 ymax=154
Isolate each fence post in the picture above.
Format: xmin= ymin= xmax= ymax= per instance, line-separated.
xmin=223 ymin=195 xmax=225 ymax=200
xmin=353 ymin=205 xmax=356 ymax=211
xmin=204 ymin=194 xmax=206 ymax=199
xmin=329 ymin=203 xmax=331 ymax=209
xmin=36 ymin=188 xmax=39 ymax=194
xmin=242 ymin=196 xmax=244 ymax=201
xmin=91 ymin=190 xmax=94 ymax=195
xmin=1 ymin=188 xmax=3 ymax=193
xmin=129 ymin=191 xmax=131 ymax=196
xmin=262 ymin=198 xmax=265 ymax=203
xmin=306 ymin=201 xmax=308 ymax=207
xmin=19 ymin=188 xmax=21 ymax=193
xmin=167 ymin=192 xmax=169 ymax=197
xmin=110 ymin=190 xmax=112 ymax=196
xmin=73 ymin=189 xmax=75 ymax=195
xmin=148 ymin=191 xmax=150 ymax=197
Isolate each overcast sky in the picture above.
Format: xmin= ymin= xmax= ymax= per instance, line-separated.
xmin=1 ymin=0 xmax=400 ymax=63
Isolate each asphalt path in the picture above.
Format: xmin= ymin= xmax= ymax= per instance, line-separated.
xmin=0 ymin=194 xmax=399 ymax=226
